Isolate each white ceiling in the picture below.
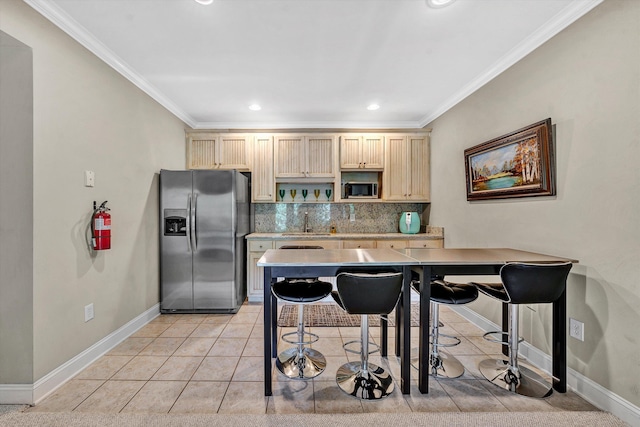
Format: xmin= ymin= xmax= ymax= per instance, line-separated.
xmin=25 ymin=0 xmax=602 ymax=129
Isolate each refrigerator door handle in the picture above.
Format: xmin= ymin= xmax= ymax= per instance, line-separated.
xmin=192 ymin=193 xmax=198 ymax=251
xmin=186 ymin=194 xmax=192 ymax=253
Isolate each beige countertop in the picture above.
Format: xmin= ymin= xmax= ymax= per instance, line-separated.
xmin=246 ymin=229 xmax=444 ymax=241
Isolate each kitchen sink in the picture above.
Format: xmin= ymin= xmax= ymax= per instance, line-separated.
xmin=281 ymin=232 xmax=332 ymax=236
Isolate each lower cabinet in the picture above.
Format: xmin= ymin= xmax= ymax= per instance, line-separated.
xmin=247 ymin=240 xmax=274 ymax=302
xmin=246 ymin=237 xmax=443 ymax=302
xmin=342 ymin=240 xmax=376 ymax=249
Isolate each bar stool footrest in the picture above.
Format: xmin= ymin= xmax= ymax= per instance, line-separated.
xmin=281 ymin=330 xmax=320 ymax=346
xmin=482 ymin=330 xmax=524 ymax=345
xmin=343 ymin=339 xmax=380 ymax=356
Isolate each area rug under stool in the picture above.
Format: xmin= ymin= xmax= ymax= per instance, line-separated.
xmin=277 ymin=303 xmax=420 ymax=327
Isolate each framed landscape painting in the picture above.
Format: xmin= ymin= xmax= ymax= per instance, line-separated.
xmin=464 ymin=118 xmax=555 ymax=201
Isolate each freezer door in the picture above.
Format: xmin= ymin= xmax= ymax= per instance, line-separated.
xmin=159 ymin=170 xmax=194 ymax=311
xmin=192 ymin=170 xmax=236 ymax=310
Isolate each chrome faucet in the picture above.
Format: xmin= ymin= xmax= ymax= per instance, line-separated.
xmin=303 ymin=211 xmax=312 ymax=233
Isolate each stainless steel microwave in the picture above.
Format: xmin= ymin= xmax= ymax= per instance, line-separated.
xmin=344 ymin=182 xmax=378 ymax=198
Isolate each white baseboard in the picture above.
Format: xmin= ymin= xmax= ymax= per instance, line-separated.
xmin=0 ymin=384 xmax=33 ymax=405
xmin=0 ymin=304 xmax=159 ymax=405
xmin=452 ymin=305 xmax=640 ymax=426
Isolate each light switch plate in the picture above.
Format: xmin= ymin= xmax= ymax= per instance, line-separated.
xmin=84 ymin=303 xmax=94 ymax=322
xmin=84 ymin=170 xmax=95 ymax=187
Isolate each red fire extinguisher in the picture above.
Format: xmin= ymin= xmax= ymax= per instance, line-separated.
xmin=91 ymin=201 xmax=111 ymax=250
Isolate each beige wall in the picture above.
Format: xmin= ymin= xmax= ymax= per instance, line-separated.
xmin=0 ymin=30 xmax=34 ymax=384
xmin=428 ymin=0 xmax=639 ymax=406
xmin=0 ymin=0 xmax=186 ymax=381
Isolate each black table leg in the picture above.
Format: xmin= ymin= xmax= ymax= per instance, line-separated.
xmin=395 ymin=299 xmax=401 ymax=357
xmin=263 ymin=267 xmax=273 ymax=396
xmin=380 ymin=314 xmax=388 ymax=357
xmin=418 ymin=266 xmax=431 ymax=394
xmin=502 ymin=303 xmax=509 ymax=357
xmin=553 ymin=289 xmax=567 ymax=392
xmin=400 ymin=265 xmax=411 ymax=394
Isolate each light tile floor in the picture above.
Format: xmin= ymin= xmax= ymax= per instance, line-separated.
xmin=29 ymin=302 xmax=599 ymax=414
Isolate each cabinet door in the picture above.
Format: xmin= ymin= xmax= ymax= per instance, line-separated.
xmin=407 ymin=135 xmax=430 ymax=201
xmin=306 ymin=135 xmax=336 ymax=178
xmin=361 ymin=134 xmax=384 ymax=169
xmin=217 ymin=134 xmax=251 ymax=170
xmin=340 ymin=135 xmax=362 ymax=169
xmin=247 ymin=240 xmax=274 ymax=302
xmin=252 ymin=135 xmax=275 ymax=202
xmin=342 ymin=240 xmax=376 ymax=249
xmin=187 ymin=133 xmax=217 ymax=169
xmin=383 ymin=135 xmax=408 ymax=200
xmin=274 ymin=135 xmax=306 ymax=178
xmin=248 ymin=251 xmax=266 ymax=302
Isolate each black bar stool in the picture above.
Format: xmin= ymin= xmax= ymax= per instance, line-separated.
xmin=411 ymin=277 xmax=478 ymax=378
xmin=272 ymin=246 xmax=333 ymax=380
xmin=332 ymin=271 xmax=403 ymax=400
xmin=473 ymin=262 xmax=572 ymax=398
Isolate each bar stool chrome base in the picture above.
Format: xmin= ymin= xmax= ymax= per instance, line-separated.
xmin=430 ymin=351 xmax=465 ymax=379
xmin=336 ymin=361 xmax=394 ymax=400
xmin=479 ymin=358 xmax=553 ymax=398
xmin=411 ymin=347 xmax=465 ymax=379
xmin=276 ymin=347 xmax=326 ymax=380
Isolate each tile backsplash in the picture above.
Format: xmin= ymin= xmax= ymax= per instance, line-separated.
xmin=254 ymin=203 xmax=429 ymax=234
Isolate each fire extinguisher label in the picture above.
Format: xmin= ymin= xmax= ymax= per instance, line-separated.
xmin=95 ymin=218 xmax=111 ymax=230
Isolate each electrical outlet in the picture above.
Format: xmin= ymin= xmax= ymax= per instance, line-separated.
xmin=569 ymin=317 xmax=584 ymax=341
xmin=84 ymin=303 xmax=94 ymax=322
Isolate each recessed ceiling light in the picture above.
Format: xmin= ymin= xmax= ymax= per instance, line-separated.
xmin=426 ymin=0 xmax=456 ymax=8
xmin=367 ymin=104 xmax=380 ymax=111
xmin=249 ymin=104 xmax=261 ymax=111
xmin=194 ymin=0 xmax=213 ymax=5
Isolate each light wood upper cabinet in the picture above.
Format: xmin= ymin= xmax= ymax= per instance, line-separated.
xmin=186 ymin=132 xmax=251 ymax=171
xmin=383 ymin=133 xmax=430 ymax=202
xmin=252 ymin=134 xmax=275 ymax=202
xmin=274 ymin=134 xmax=336 ymax=179
xmin=340 ymin=134 xmax=384 ymax=170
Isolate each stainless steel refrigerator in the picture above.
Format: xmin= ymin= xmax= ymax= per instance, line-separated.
xmin=159 ymin=169 xmax=250 ymax=313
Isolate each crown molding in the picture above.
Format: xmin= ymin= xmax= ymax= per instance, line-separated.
xmin=23 ymin=0 xmax=197 ymax=128
xmin=418 ymin=0 xmax=604 ymax=127
xmin=193 ymin=120 xmax=424 ymax=130
xmin=25 ymin=0 xmax=602 ymax=131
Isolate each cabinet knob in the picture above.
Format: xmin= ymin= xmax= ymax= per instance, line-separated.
xmin=390 ymin=245 xmax=395 ymax=248
xmin=363 ymin=162 xmax=366 ymax=167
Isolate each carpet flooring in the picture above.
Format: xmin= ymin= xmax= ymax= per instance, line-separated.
xmin=277 ymin=303 xmax=420 ymax=327
xmin=0 ymin=410 xmax=629 ymax=427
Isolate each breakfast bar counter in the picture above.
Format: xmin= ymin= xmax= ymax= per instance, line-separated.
xmin=258 ymin=247 xmax=578 ymax=398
